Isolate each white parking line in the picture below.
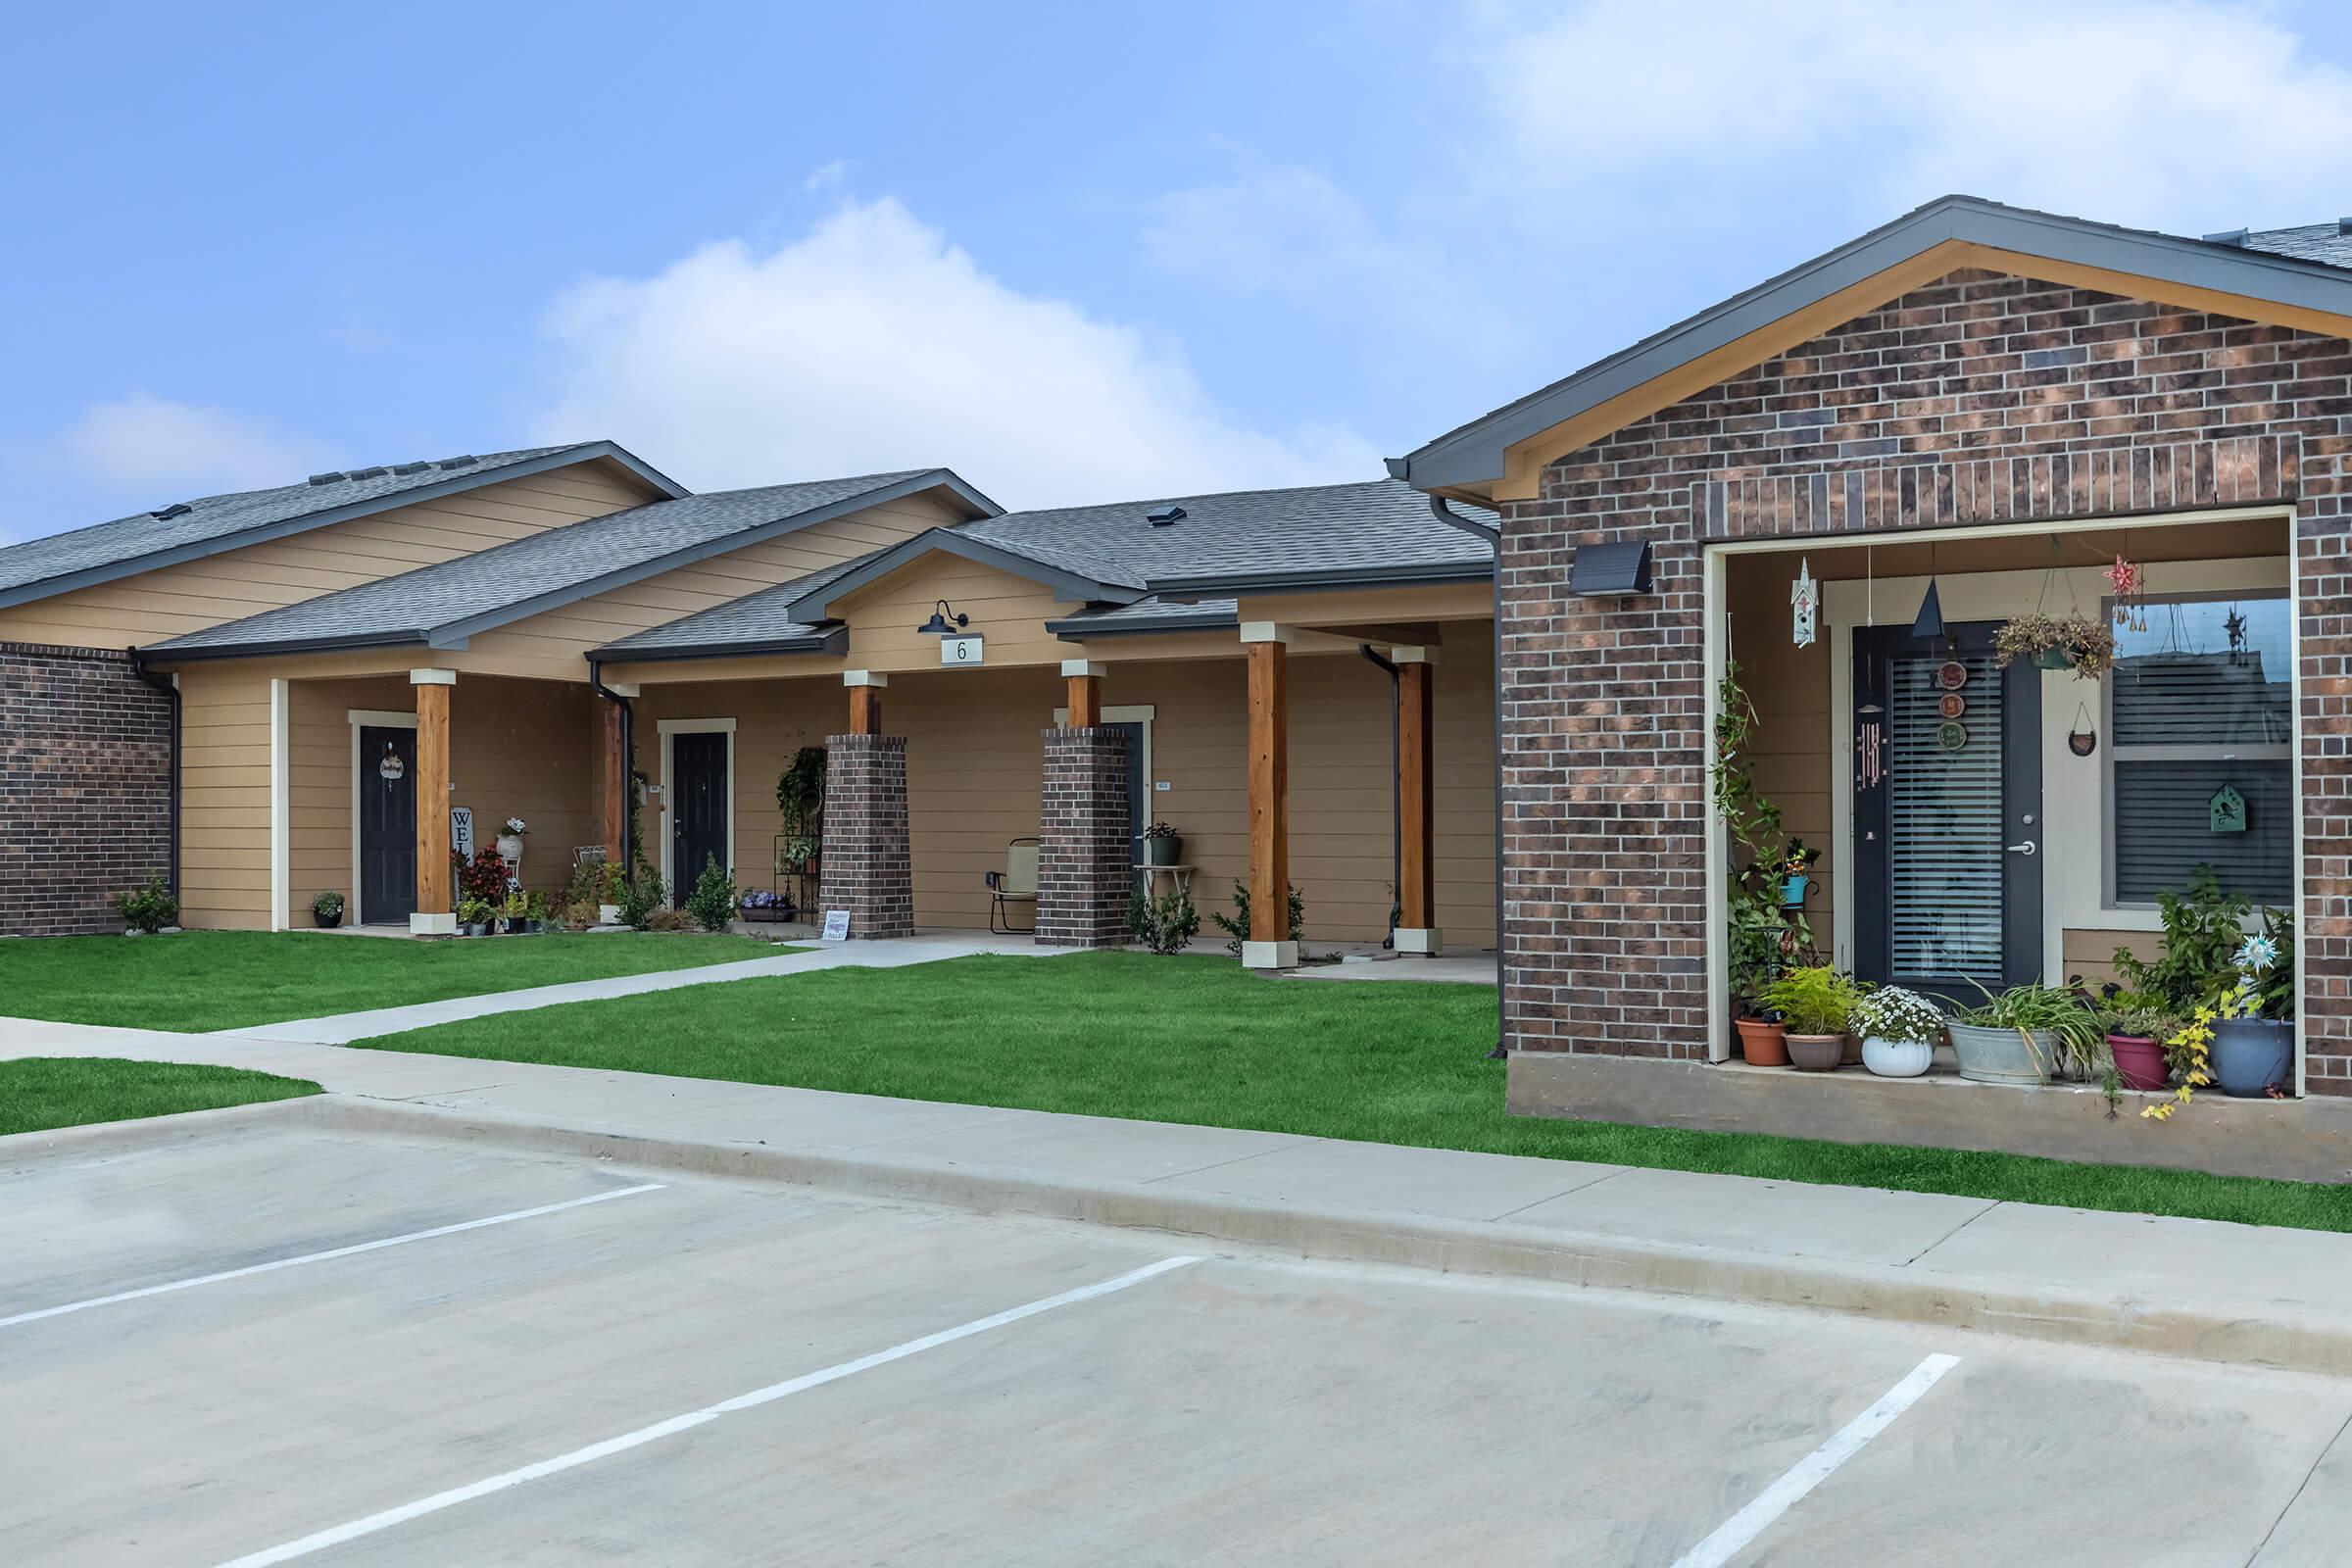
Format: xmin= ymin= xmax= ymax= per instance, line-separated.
xmin=212 ymin=1254 xmax=1200 ymax=1568
xmin=0 ymin=1183 xmax=665 ymax=1330
xmin=1669 ymin=1352 xmax=1960 ymax=1568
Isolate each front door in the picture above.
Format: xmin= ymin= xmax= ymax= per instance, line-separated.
xmin=670 ymin=730 xmax=730 ymax=905
xmin=1852 ymin=621 xmax=2043 ymax=1000
xmin=1108 ymin=719 xmax=1148 ymax=891
xmin=358 ymin=726 xmax=416 ymax=925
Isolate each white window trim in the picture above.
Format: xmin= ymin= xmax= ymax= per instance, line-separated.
xmin=270 ymin=680 xmax=291 ymax=931
xmin=658 ymin=717 xmax=736 ymax=895
xmin=349 ymin=710 xmax=419 ymax=927
xmin=2100 ymin=588 xmax=2293 ymax=909
xmin=1052 ymin=703 xmax=1156 ymax=807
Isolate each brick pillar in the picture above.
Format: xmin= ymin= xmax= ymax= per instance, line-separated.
xmin=1036 ymin=726 xmax=1132 ymax=948
xmin=817 ymin=733 xmax=912 ymax=939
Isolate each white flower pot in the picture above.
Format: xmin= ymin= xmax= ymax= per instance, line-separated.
xmin=598 ymin=903 xmax=621 ymax=926
xmin=495 ymin=833 xmax=524 ymax=866
xmin=1862 ymin=1036 xmax=1934 ymax=1078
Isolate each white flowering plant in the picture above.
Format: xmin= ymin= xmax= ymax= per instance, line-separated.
xmin=1850 ymin=985 xmax=1944 ymax=1047
xmin=501 ymin=816 xmax=528 ymax=837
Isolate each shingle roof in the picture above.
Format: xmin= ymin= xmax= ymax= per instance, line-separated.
xmin=150 ymin=469 xmax=993 ymax=659
xmin=2231 ymin=221 xmax=2352 ymax=270
xmin=597 ymin=477 xmax=1492 ymax=660
xmin=0 ymin=442 xmax=685 ymax=608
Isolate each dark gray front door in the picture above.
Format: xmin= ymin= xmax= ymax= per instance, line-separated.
xmin=1852 ymin=621 xmax=2043 ymax=999
xmin=670 ymin=731 xmax=729 ymax=905
xmin=358 ymin=726 xmax=416 ymax=925
xmin=1108 ymin=719 xmax=1147 ymax=890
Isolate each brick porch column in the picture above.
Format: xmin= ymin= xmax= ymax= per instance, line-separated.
xmin=1037 ymin=699 xmax=1130 ymax=948
xmin=818 ymin=671 xmax=911 ymax=939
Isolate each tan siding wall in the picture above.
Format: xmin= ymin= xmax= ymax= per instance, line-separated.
xmin=624 ymin=628 xmax=1497 ymax=948
xmin=1728 ymin=558 xmax=1835 ymax=947
xmin=177 ymin=665 xmax=275 ymax=929
xmin=0 ymin=461 xmax=661 ymax=650
xmin=2066 ymin=928 xmax=2161 ymax=991
xmin=460 ymin=494 xmax=963 ymax=681
xmin=839 ymin=558 xmax=1079 ymax=672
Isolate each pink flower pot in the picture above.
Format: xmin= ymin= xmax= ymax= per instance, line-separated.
xmin=2107 ymin=1033 xmax=2168 ymax=1093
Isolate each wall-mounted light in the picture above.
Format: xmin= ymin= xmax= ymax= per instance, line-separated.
xmin=916 ymin=600 xmax=969 ymax=635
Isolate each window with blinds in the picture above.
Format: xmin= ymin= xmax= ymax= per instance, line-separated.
xmin=2107 ymin=592 xmax=2291 ymax=904
xmin=1887 ymin=653 xmax=2004 ymax=985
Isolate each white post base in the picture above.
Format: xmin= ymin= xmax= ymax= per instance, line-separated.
xmin=410 ymin=911 xmax=457 ymax=936
xmin=1242 ymin=940 xmax=1299 ymax=970
xmin=1394 ymin=927 xmax=1443 ymax=956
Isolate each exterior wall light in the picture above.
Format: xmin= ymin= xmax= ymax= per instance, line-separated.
xmin=917 ymin=600 xmax=969 ymax=635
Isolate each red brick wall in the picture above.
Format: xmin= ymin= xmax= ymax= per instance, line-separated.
xmin=1036 ymin=726 xmax=1131 ymax=948
xmin=0 ymin=642 xmax=173 ymax=937
xmin=817 ymin=733 xmax=913 ymax=940
xmin=1497 ymin=267 xmax=2352 ymax=1088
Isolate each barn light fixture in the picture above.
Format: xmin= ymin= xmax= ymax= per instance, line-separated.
xmin=916 ymin=600 xmax=969 ymax=635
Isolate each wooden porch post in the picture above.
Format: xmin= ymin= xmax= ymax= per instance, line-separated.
xmin=1394 ymin=647 xmax=1441 ymax=956
xmin=847 ymin=670 xmax=887 ymax=735
xmin=1243 ymin=623 xmax=1295 ymax=968
xmin=411 ymin=668 xmax=457 ymax=935
xmin=1062 ymin=658 xmax=1103 ymax=728
xmin=597 ymin=686 xmax=631 ymax=864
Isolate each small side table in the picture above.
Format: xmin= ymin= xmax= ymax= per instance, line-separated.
xmin=1137 ymin=863 xmax=1195 ymax=899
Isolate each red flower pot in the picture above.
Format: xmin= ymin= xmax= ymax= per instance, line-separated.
xmin=2107 ymin=1033 xmax=2168 ymax=1093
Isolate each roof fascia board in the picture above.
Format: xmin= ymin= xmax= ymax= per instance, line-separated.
xmin=786 ymin=528 xmax=1140 ymax=620
xmin=1398 ymin=198 xmax=2352 ymax=494
xmin=1146 ymin=560 xmax=1494 ymax=599
xmin=1045 ymin=611 xmax=1240 ymax=639
xmin=422 ymin=470 xmax=986 ymax=647
xmin=584 ymin=626 xmax=849 ymax=662
xmin=135 ymin=629 xmax=444 ymax=664
xmin=0 ymin=442 xmax=684 ymax=612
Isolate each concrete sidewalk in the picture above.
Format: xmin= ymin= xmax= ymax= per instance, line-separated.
xmin=10 ymin=1015 xmax=2352 ymax=1374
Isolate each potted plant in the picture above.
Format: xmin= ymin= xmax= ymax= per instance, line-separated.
xmin=1713 ymin=662 xmax=1817 ymax=1067
xmin=1948 ymin=983 xmax=2104 ymax=1086
xmin=2209 ymin=916 xmax=2294 ymax=1097
xmin=2100 ymin=994 xmax=2179 ymax=1093
xmin=598 ymin=859 xmax=624 ymax=924
xmin=1729 ymin=890 xmax=1792 ymax=1066
xmin=1760 ymin=964 xmax=1859 ymax=1072
xmin=458 ymin=897 xmax=494 ymax=937
xmin=1852 ymin=985 xmax=1942 ymax=1078
xmin=495 ymin=814 xmax=528 ymax=868
xmin=1778 ymin=840 xmax=1821 ymax=908
xmin=1144 ymin=820 xmax=1183 ymax=866
xmin=503 ymin=890 xmax=533 ymax=934
xmin=312 ymin=890 xmax=345 ymax=930
xmin=776 ymin=747 xmax=827 ymax=870
xmin=1992 ymin=612 xmax=2117 ymax=679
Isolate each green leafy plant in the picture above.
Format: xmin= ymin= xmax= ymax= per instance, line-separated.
xmin=457 ymin=897 xmax=495 ymax=928
xmin=454 ymin=849 xmax=511 ymax=909
xmin=1211 ymin=878 xmax=1304 ymax=957
xmin=311 ymin=890 xmax=345 ymax=921
xmin=775 ymin=747 xmax=828 ymax=861
xmin=1759 ymin=965 xmax=1860 ymax=1036
xmin=684 ymin=854 xmax=739 ymax=933
xmin=618 ymin=868 xmax=665 ymax=932
xmin=1850 ymin=985 xmax=1943 ymax=1047
xmin=112 ymin=873 xmax=177 ymax=935
xmin=2112 ymin=865 xmax=2252 ymax=1014
xmin=2246 ymin=906 xmax=2296 ymax=1022
xmin=1992 ymin=612 xmax=2116 ymax=678
xmin=1713 ymin=661 xmax=1812 ymax=1013
xmin=2099 ymin=993 xmax=2182 ymax=1044
xmin=502 ymin=890 xmax=530 ymax=921
xmin=1126 ymin=884 xmax=1200 ymax=956
xmin=1954 ymin=982 xmax=2110 ymax=1085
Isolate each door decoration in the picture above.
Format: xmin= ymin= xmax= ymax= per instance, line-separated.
xmin=1856 ymin=713 xmax=1884 ymax=789
xmin=2107 ymin=554 xmax=2146 ymax=632
xmin=2068 ymin=699 xmax=2097 ymax=758
xmin=1936 ymin=719 xmax=1969 ymax=753
xmin=1936 ymin=660 xmax=1969 ymax=691
xmin=1938 ymin=692 xmax=1967 ymax=720
xmin=450 ymin=807 xmax=475 ymax=861
xmin=376 ymin=743 xmax=405 ymax=783
xmin=2209 ymin=784 xmax=2247 ymax=834
xmin=1790 ymin=558 xmax=1818 ymax=648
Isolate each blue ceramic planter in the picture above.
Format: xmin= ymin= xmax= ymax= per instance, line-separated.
xmin=2210 ymin=1017 xmax=2292 ymax=1098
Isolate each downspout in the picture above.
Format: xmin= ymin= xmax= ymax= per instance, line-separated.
xmin=1359 ymin=643 xmax=1400 ymax=948
xmin=127 ymin=649 xmax=181 ymax=904
xmin=1426 ymin=494 xmax=1509 ymax=1060
xmin=590 ymin=661 xmax=635 ymax=882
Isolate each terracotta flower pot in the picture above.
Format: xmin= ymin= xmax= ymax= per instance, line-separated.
xmin=1735 ymin=1016 xmax=1788 ymax=1066
xmin=1786 ymin=1033 xmax=1844 ymax=1072
xmin=2107 ymin=1033 xmax=2168 ymax=1093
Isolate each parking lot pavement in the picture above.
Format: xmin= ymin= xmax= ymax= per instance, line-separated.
xmin=6 ymin=1123 xmax=2352 ymax=1567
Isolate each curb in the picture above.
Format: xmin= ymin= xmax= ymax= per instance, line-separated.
xmin=300 ymin=1094 xmax=2352 ymax=1379
xmin=0 ymin=1095 xmax=323 ymax=1166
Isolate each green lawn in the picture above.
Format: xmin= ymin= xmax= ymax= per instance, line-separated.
xmin=0 ymin=930 xmax=794 ymax=1033
xmin=0 ymin=1056 xmax=319 ymax=1137
xmin=357 ymin=951 xmax=2352 ymax=1234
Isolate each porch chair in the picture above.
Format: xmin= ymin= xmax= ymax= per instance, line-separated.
xmin=986 ymin=837 xmax=1040 ymax=934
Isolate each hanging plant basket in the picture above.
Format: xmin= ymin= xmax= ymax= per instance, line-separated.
xmin=1993 ymin=612 xmax=2116 ymax=680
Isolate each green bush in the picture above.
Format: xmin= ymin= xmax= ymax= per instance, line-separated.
xmin=1759 ymin=964 xmax=1859 ymax=1036
xmin=1126 ymin=885 xmax=1200 ymax=956
xmin=111 ymin=872 xmax=177 ymax=935
xmin=2113 ymin=865 xmax=2250 ymax=1014
xmin=684 ymin=855 xmax=739 ymax=933
xmin=1210 ymin=879 xmax=1303 ymax=957
xmin=618 ymin=868 xmax=665 ymax=932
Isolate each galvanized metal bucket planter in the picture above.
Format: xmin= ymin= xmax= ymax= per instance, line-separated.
xmin=2210 ymin=1017 xmax=2292 ymax=1098
xmin=1946 ymin=1022 xmax=2050 ymax=1086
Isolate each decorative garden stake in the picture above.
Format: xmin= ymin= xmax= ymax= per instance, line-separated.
xmin=1790 ymin=558 xmax=1817 ymax=648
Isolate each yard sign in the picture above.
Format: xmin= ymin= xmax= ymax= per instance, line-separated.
xmin=820 ymin=908 xmax=851 ymax=941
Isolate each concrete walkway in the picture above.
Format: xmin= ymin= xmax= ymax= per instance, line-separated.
xmin=11 ymin=1015 xmax=2352 ymax=1374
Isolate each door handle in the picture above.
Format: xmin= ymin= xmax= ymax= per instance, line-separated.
xmin=2005 ymin=841 xmax=2037 ymax=857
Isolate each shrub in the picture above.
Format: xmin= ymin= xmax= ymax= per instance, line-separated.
xmin=647 ymin=906 xmax=695 ymax=932
xmin=1210 ymin=879 xmax=1304 ymax=957
xmin=454 ymin=848 xmax=511 ymax=909
xmin=458 ymin=897 xmax=495 ymax=928
xmin=112 ymin=872 xmax=177 ymax=935
xmin=684 ymin=854 xmax=739 ymax=933
xmin=1126 ymin=885 xmax=1200 ymax=956
xmin=311 ymin=890 xmax=345 ymax=921
xmin=618 ymin=869 xmax=665 ymax=932
xmin=2112 ymin=865 xmax=2249 ymax=1014
xmin=1759 ymin=965 xmax=1860 ymax=1036
xmin=1850 ymin=985 xmax=1942 ymax=1047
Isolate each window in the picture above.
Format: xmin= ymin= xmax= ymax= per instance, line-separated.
xmin=2105 ymin=591 xmax=2291 ymax=904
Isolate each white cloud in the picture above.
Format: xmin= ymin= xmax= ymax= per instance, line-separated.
xmin=804 ymin=160 xmax=849 ymax=193
xmin=1148 ymin=166 xmax=1403 ymax=295
xmin=1472 ymin=0 xmax=2352 ymax=232
xmin=531 ymin=197 xmax=1379 ymax=509
xmin=61 ymin=395 xmax=338 ymax=502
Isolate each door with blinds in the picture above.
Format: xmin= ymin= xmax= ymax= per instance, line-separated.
xmin=1852 ymin=622 xmax=2043 ymax=1000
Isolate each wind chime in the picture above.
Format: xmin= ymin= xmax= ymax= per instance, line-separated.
xmin=1856 ymin=545 xmax=1885 ymax=791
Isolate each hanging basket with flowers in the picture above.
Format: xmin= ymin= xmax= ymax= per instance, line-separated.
xmin=1992 ymin=612 xmax=2116 ymax=679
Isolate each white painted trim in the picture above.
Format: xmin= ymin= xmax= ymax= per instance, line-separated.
xmin=1059 ymin=659 xmax=1106 ymax=677
xmin=1243 ymin=939 xmax=1299 ymax=969
xmin=1708 ymin=503 xmax=2292 ymax=555
xmin=842 ymin=669 xmax=888 ymax=687
xmin=408 ymin=667 xmax=457 ymax=687
xmin=1701 ymin=547 xmax=1728 ymax=1062
xmin=269 ymin=679 xmax=290 ymax=931
xmin=601 ymin=681 xmax=640 ymax=698
xmin=1390 ymin=645 xmax=1436 ymax=664
xmin=348 ymin=710 xmax=420 ymax=927
xmin=410 ymin=910 xmax=457 ymax=937
xmin=1394 ymin=926 xmax=1443 ymax=955
xmin=2292 ymin=525 xmax=2308 ymax=1098
xmin=1238 ymin=621 xmax=1292 ymax=645
xmin=657 ymin=718 xmax=737 ymax=896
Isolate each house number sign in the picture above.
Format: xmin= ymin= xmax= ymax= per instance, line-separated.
xmin=940 ymin=635 xmax=984 ymax=666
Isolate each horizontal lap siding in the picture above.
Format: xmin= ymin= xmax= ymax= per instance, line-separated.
xmin=0 ymin=462 xmax=660 ymax=650
xmin=177 ymin=665 xmax=273 ymax=928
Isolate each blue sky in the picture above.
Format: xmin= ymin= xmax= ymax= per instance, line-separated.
xmin=11 ymin=0 xmax=2352 ymax=540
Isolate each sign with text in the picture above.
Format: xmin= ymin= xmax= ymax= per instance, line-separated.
xmin=820 ymin=908 xmax=851 ymax=941
xmin=940 ymin=634 xmax=984 ymax=666
xmin=451 ymin=807 xmax=475 ymax=861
